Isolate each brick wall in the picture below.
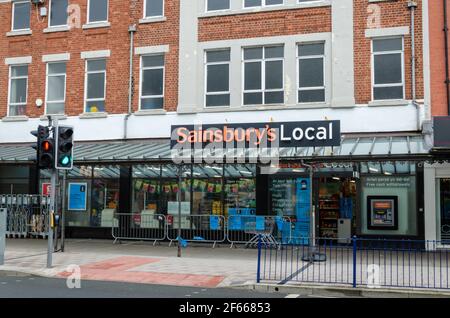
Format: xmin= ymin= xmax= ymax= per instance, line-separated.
xmin=353 ymin=0 xmax=424 ymax=104
xmin=0 ymin=0 xmax=179 ymax=117
xmin=198 ymin=6 xmax=332 ymax=42
xmin=429 ymin=0 xmax=449 ymax=116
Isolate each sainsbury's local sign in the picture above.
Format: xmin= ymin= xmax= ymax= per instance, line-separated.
xmin=170 ymin=120 xmax=341 ymax=149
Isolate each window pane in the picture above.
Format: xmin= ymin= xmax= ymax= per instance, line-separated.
xmin=142 ymin=55 xmax=164 ymax=67
xmin=299 ymin=58 xmax=324 ymax=87
xmin=141 ymin=97 xmax=164 ymax=109
xmin=46 ymin=102 xmax=65 ymax=114
xmin=373 ymin=86 xmax=403 ymax=100
xmin=47 ymin=75 xmax=65 ymax=101
xmin=265 ymin=91 xmax=283 ymax=104
xmin=374 ymin=53 xmax=402 ymax=84
xmin=142 ymin=68 xmax=164 ymax=96
xmin=207 ymin=64 xmax=229 ymax=93
xmin=244 ymin=92 xmax=262 ymax=105
xmin=87 ymin=73 xmax=105 ymax=99
xmin=207 ymin=0 xmax=230 ymax=11
xmin=50 ymin=0 xmax=68 ymax=26
xmin=244 ymin=62 xmax=261 ymax=90
xmin=87 ymin=59 xmax=106 ymax=72
xmin=298 ymin=89 xmax=325 ymax=103
xmin=244 ymin=47 xmax=263 ymax=60
xmin=9 ymin=105 xmax=26 ymax=116
xmin=206 ymin=50 xmax=230 ymax=63
xmin=265 ymin=46 xmax=284 ymax=59
xmin=89 ymin=0 xmax=108 ymax=22
xmin=266 ymin=0 xmax=283 ymax=4
xmin=10 ymin=78 xmax=27 ymax=104
xmin=86 ymin=100 xmax=105 ymax=112
xmin=298 ymin=43 xmax=324 ymax=56
xmin=206 ymin=94 xmax=230 ymax=107
xmin=11 ymin=65 xmax=28 ymax=77
xmin=245 ymin=0 xmax=261 ymax=7
xmin=265 ymin=60 xmax=283 ymax=89
xmin=13 ymin=2 xmax=30 ymax=30
xmin=48 ymin=63 xmax=66 ymax=74
xmin=145 ymin=0 xmax=163 ymax=17
xmin=373 ymin=38 xmax=402 ymax=52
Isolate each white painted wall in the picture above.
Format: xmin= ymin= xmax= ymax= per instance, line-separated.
xmin=0 ymin=103 xmax=421 ymax=143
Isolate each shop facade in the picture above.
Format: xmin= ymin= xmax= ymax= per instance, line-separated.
xmin=0 ymin=131 xmax=429 ymax=241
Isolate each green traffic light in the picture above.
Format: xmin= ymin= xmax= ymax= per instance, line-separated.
xmin=60 ymin=156 xmax=71 ymax=166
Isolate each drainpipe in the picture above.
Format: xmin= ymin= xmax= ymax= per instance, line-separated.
xmin=124 ymin=25 xmax=137 ymax=140
xmin=444 ymin=0 xmax=450 ymax=115
xmin=408 ymin=1 xmax=421 ymax=131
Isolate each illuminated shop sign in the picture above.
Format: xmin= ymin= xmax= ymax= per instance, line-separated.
xmin=170 ymin=121 xmax=341 ymax=149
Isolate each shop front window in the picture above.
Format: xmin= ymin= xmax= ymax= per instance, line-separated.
xmin=160 ymin=165 xmax=191 ymax=217
xmin=360 ymin=161 xmax=417 ymax=236
xmin=91 ymin=165 xmax=119 ymax=227
xmin=191 ymin=165 xmax=223 ymax=215
xmin=439 ymin=179 xmax=450 ymax=243
xmin=224 ymin=164 xmax=256 ymax=217
xmin=65 ymin=165 xmax=92 ymax=227
xmin=132 ymin=165 xmax=162 ymax=215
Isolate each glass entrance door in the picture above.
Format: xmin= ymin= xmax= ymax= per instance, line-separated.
xmin=439 ymin=179 xmax=450 ymax=243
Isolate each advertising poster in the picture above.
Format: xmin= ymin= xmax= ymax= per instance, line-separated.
xmin=68 ymin=182 xmax=87 ymax=211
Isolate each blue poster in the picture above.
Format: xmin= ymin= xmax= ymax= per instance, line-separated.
xmin=68 ymin=183 xmax=87 ymax=211
xmin=210 ymin=216 xmax=220 ymax=230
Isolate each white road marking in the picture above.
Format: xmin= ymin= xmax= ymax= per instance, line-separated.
xmin=1 ymin=282 xmax=7 ymax=285
xmin=285 ymin=294 xmax=300 ymax=298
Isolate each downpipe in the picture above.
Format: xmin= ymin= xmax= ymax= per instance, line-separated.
xmin=408 ymin=1 xmax=421 ymax=131
xmin=124 ymin=25 xmax=137 ymax=140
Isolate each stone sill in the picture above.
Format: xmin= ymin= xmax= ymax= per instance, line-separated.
xmin=2 ymin=116 xmax=29 ymax=122
xmin=79 ymin=112 xmax=108 ymax=119
xmin=134 ymin=109 xmax=167 ymax=116
xmin=139 ymin=17 xmax=167 ymax=24
xmin=82 ymin=22 xmax=111 ymax=30
xmin=6 ymin=30 xmax=32 ymax=37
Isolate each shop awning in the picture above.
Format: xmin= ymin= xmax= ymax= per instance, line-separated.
xmin=0 ymin=134 xmax=432 ymax=164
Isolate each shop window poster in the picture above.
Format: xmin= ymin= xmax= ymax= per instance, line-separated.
xmin=68 ymin=182 xmax=87 ymax=211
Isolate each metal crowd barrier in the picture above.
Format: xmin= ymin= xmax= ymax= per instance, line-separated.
xmin=0 ymin=194 xmax=49 ymax=239
xmin=166 ymin=214 xmax=226 ymax=248
xmin=257 ymin=236 xmax=450 ymax=291
xmin=112 ymin=213 xmax=166 ymax=245
xmin=226 ymin=215 xmax=293 ymax=248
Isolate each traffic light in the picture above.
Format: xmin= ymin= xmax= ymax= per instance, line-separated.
xmin=55 ymin=125 xmax=74 ymax=170
xmin=30 ymin=125 xmax=54 ymax=169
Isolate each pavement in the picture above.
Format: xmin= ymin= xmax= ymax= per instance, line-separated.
xmin=0 ymin=238 xmax=258 ymax=288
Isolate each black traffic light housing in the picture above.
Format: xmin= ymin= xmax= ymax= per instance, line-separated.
xmin=55 ymin=125 xmax=74 ymax=170
xmin=30 ymin=125 xmax=55 ymax=169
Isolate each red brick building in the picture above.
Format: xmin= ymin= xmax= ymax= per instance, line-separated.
xmin=0 ymin=1 xmax=434 ymax=241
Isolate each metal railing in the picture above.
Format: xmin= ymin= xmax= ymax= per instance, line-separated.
xmin=166 ymin=214 xmax=226 ymax=248
xmin=257 ymin=236 xmax=450 ymax=291
xmin=112 ymin=213 xmax=166 ymax=245
xmin=0 ymin=194 xmax=50 ymax=238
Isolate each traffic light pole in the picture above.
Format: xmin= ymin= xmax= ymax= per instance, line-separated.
xmin=47 ymin=118 xmax=57 ymax=268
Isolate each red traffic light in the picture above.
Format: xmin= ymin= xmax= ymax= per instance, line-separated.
xmin=42 ymin=140 xmax=53 ymax=152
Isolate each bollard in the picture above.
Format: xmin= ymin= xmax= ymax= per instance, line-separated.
xmin=256 ymin=234 xmax=262 ymax=283
xmin=352 ymin=235 xmax=357 ymax=288
xmin=0 ymin=208 xmax=6 ymax=265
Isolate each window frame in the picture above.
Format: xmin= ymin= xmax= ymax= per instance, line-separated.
xmin=139 ymin=54 xmax=165 ymax=111
xmin=48 ymin=0 xmax=69 ymax=28
xmin=11 ymin=0 xmax=31 ymax=31
xmin=7 ymin=64 xmax=29 ymax=117
xmin=204 ymin=49 xmax=231 ymax=108
xmin=243 ymin=0 xmax=284 ymax=9
xmin=45 ymin=62 xmax=67 ymax=115
xmin=84 ymin=59 xmax=107 ymax=113
xmin=296 ymin=42 xmax=326 ymax=104
xmin=241 ymin=45 xmax=285 ymax=106
xmin=87 ymin=0 xmax=109 ymax=24
xmin=371 ymin=36 xmax=405 ymax=101
xmin=143 ymin=0 xmax=164 ymax=19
